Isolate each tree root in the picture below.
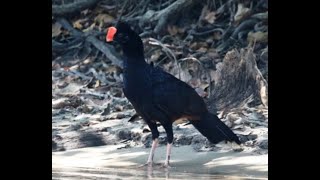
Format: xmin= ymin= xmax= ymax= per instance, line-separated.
xmin=208 ymin=48 xmax=268 ymax=113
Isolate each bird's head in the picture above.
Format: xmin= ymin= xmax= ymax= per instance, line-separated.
xmin=106 ymin=22 xmax=144 ymax=58
xmin=106 ymin=22 xmax=138 ymax=45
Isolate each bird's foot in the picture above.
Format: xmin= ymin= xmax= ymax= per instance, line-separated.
xmin=161 ymin=162 xmax=171 ymax=169
xmin=138 ymin=161 xmax=153 ymax=168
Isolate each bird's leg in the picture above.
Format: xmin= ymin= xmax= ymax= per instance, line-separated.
xmin=163 ymin=124 xmax=173 ymax=168
xmin=146 ymin=138 xmax=158 ymax=165
xmin=164 ymin=142 xmax=172 ymax=167
xmin=147 ymin=164 xmax=154 ymax=178
xmin=140 ymin=121 xmax=159 ymax=167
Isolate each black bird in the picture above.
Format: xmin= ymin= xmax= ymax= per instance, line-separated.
xmin=106 ymin=22 xmax=241 ymax=167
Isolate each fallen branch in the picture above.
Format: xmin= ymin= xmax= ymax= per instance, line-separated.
xmin=53 ymin=0 xmax=101 ymax=16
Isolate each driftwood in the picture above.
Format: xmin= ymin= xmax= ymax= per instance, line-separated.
xmin=53 ymin=0 xmax=101 ymax=16
xmin=208 ymin=48 xmax=268 ymax=113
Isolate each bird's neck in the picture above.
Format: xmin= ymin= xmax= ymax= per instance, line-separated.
xmin=122 ymin=42 xmax=147 ymax=68
xmin=122 ymin=45 xmax=145 ymax=59
xmin=123 ymin=56 xmax=147 ymax=70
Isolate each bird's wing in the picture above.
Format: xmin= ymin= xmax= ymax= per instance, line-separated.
xmin=150 ymin=66 xmax=207 ymax=119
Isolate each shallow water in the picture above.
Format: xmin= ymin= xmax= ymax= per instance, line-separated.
xmin=52 ymin=145 xmax=267 ymax=179
xmin=52 ymin=166 xmax=266 ymax=180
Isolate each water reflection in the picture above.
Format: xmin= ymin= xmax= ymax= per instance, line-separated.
xmin=52 ymin=166 xmax=266 ymax=180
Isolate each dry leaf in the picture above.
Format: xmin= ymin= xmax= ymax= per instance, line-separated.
xmin=247 ymin=31 xmax=268 ymax=43
xmin=199 ymin=5 xmax=217 ymax=26
xmin=209 ymin=70 xmax=217 ymax=82
xmin=199 ymin=83 xmax=209 ymax=90
xmin=69 ymin=64 xmax=79 ymax=71
xmin=83 ymin=23 xmax=96 ymax=32
xmin=73 ymin=20 xmax=83 ymax=29
xmin=94 ymin=14 xmax=114 ymax=24
xmin=252 ymin=11 xmax=268 ymax=20
xmin=198 ymin=42 xmax=208 ymax=48
xmin=89 ymin=120 xmax=100 ymax=126
xmin=195 ymin=87 xmax=208 ymax=97
xmin=207 ymin=49 xmax=219 ymax=59
xmin=205 ymin=11 xmax=216 ymax=24
xmin=190 ymin=42 xmax=208 ymax=50
xmin=198 ymin=47 xmax=207 ymax=53
xmin=174 ymin=51 xmax=183 ymax=56
xmin=189 ymin=78 xmax=201 ymax=88
xmin=213 ymin=31 xmax=222 ymax=40
xmin=52 ymin=22 xmax=62 ymax=37
xmin=190 ymin=42 xmax=199 ymax=50
xmin=167 ymin=25 xmax=178 ymax=36
xmin=260 ymin=85 xmax=268 ymax=107
xmin=56 ymin=83 xmax=83 ymax=95
xmin=199 ymin=5 xmax=216 ymax=24
xmin=94 ymin=80 xmax=100 ymax=88
xmin=105 ymin=65 xmax=121 ymax=74
xmin=233 ymin=127 xmax=253 ymax=136
xmin=81 ymin=9 xmax=90 ymax=16
xmin=233 ymin=124 xmax=244 ymax=130
xmin=150 ymin=50 xmax=161 ymax=62
xmin=52 ymin=62 xmax=61 ymax=69
xmin=234 ymin=3 xmax=250 ymax=22
xmin=180 ymin=70 xmax=192 ymax=82
xmin=83 ymin=58 xmax=91 ymax=64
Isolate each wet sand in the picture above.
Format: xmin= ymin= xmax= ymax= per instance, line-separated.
xmin=52 ymin=144 xmax=267 ymax=179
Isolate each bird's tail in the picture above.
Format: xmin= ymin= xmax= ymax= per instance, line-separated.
xmin=191 ymin=112 xmax=241 ymax=145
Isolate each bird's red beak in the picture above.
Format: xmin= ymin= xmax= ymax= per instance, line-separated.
xmin=106 ymin=27 xmax=117 ymax=42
